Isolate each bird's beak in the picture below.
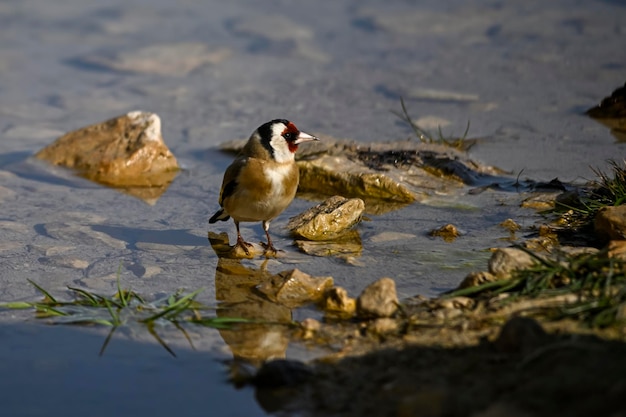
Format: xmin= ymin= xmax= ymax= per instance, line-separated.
xmin=294 ymin=131 xmax=319 ymax=144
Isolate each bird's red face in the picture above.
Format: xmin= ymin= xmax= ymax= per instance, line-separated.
xmin=281 ymin=122 xmax=302 ymax=153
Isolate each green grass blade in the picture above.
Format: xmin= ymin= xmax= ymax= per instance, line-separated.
xmin=27 ymin=279 xmax=58 ymax=304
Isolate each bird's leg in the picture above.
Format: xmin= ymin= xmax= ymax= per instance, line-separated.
xmin=233 ymin=220 xmax=253 ymax=255
xmin=261 ymin=220 xmax=278 ymax=256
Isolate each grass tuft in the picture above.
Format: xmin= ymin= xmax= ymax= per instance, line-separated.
xmin=447 ymin=246 xmax=626 ymax=328
xmin=0 ymin=279 xmax=252 ymax=356
xmin=392 ymin=97 xmax=472 ymax=150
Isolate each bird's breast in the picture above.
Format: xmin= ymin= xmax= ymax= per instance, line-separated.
xmin=223 ymin=159 xmax=299 ymax=222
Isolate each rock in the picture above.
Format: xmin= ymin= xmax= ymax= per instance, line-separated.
xmin=220 ymin=136 xmax=505 ymax=214
xmin=595 ymin=205 xmax=626 ymax=241
xmin=356 ymin=277 xmax=399 ymax=319
xmin=78 ymin=43 xmax=231 ymax=75
xmin=256 ymin=269 xmax=334 ymax=308
xmin=288 ymin=196 xmax=364 ymax=240
xmin=35 ymin=111 xmax=179 ymax=200
xmin=428 ymin=223 xmax=460 ymax=242
xmin=499 ymin=218 xmax=521 ymax=233
xmin=586 ymin=82 xmax=626 ymax=142
xmin=367 ymin=318 xmax=400 ymax=336
xmin=322 ymin=287 xmax=356 ymax=318
xmin=493 ymin=316 xmax=547 ymax=353
xmin=458 ymin=271 xmax=498 ymax=289
xmin=299 ymin=318 xmax=321 ymax=340
xmin=294 ymin=230 xmax=362 ymax=258
xmin=607 ymin=240 xmax=626 ymax=261
xmin=488 ymin=247 xmax=537 ymax=278
xmin=520 ymin=193 xmax=557 ymax=210
xmin=587 ymin=82 xmax=626 ymax=119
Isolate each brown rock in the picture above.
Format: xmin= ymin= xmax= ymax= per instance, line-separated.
xmin=458 ymin=271 xmax=498 ymax=289
xmin=256 ymin=269 xmax=334 ymax=308
xmin=428 ymin=223 xmax=460 ymax=242
xmin=488 ymin=247 xmax=537 ymax=278
xmin=367 ymin=317 xmax=400 ymax=336
xmin=607 ymin=240 xmax=626 ymax=261
xmin=294 ymin=231 xmax=363 ymax=259
xmin=35 ymin=111 xmax=179 ymax=190
xmin=356 ymin=277 xmax=399 ymax=319
xmin=595 ymin=205 xmax=626 ymax=241
xmin=288 ymin=196 xmax=364 ymax=240
xmin=322 ymin=287 xmax=356 ymax=318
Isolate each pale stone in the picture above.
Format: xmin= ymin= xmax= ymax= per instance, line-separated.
xmin=256 ymin=269 xmax=334 ymax=308
xmin=356 ymin=277 xmax=399 ymax=319
xmin=35 ymin=111 xmax=179 ymax=200
xmin=488 ymin=247 xmax=537 ymax=278
xmin=288 ymin=196 xmax=364 ymax=241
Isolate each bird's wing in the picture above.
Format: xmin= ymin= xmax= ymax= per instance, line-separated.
xmin=218 ymin=157 xmax=247 ymax=206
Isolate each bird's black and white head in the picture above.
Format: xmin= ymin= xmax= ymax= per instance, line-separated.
xmin=256 ymin=119 xmax=318 ymax=163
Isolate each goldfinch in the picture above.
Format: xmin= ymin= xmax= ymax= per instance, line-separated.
xmin=209 ymin=119 xmax=319 ymax=256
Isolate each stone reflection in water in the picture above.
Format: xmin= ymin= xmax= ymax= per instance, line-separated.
xmin=214 ymin=257 xmax=292 ymax=365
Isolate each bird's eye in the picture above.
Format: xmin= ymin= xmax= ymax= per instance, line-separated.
xmin=283 ymin=132 xmax=295 ymax=141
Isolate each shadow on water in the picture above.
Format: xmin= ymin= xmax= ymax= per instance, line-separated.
xmin=0 ymin=322 xmax=264 ymax=417
xmin=91 ymin=225 xmax=209 ymax=248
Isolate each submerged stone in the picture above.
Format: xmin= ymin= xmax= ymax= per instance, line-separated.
xmin=35 ymin=111 xmax=179 ymax=202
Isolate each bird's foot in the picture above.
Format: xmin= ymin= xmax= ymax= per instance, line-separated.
xmin=260 ymin=241 xmax=282 ymax=257
xmin=234 ymin=236 xmax=254 ymax=255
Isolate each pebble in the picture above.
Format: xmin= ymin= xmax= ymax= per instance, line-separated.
xmin=356 ymin=277 xmax=399 ymax=319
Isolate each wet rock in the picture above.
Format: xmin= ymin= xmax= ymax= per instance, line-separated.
xmin=433 ymin=296 xmax=474 ymax=310
xmin=357 ymin=277 xmax=399 ymax=319
xmin=294 ymin=230 xmax=362 ymax=259
xmin=38 ymin=256 xmax=89 ymax=269
xmin=428 ymin=223 xmax=460 ymax=242
xmin=520 ymin=193 xmax=557 ymax=210
xmin=229 ymin=15 xmax=329 ymax=62
xmin=369 ymin=231 xmax=417 ymax=243
xmin=299 ymin=318 xmax=321 ymax=340
xmin=586 ymin=82 xmax=626 ymax=142
xmin=220 ymin=136 xmax=504 ymax=214
xmin=35 ymin=111 xmax=179 ymax=202
xmin=288 ymin=196 xmax=364 ymax=240
xmin=322 ymin=287 xmax=356 ymax=319
xmin=458 ymin=271 xmax=498 ymax=289
xmin=256 ymin=269 xmax=334 ymax=308
xmin=367 ymin=317 xmax=400 ymax=336
xmin=78 ymin=43 xmax=231 ymax=75
xmin=493 ymin=316 xmax=547 ymax=353
xmin=499 ymin=218 xmax=521 ymax=233
xmin=42 ymin=222 xmax=126 ymax=249
xmin=594 ymin=205 xmax=626 ymax=241
xmin=488 ymin=247 xmax=537 ymax=278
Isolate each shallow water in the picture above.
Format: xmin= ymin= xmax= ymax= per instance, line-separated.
xmin=0 ymin=0 xmax=625 ymax=415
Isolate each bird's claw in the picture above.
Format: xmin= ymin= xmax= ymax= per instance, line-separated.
xmin=260 ymin=242 xmax=282 ymax=257
xmin=235 ymin=236 xmax=254 ymax=255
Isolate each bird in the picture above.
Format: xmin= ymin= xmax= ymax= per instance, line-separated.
xmin=209 ymin=119 xmax=319 ymax=256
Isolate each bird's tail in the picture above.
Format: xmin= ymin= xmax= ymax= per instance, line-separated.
xmin=209 ymin=208 xmax=230 ymax=223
